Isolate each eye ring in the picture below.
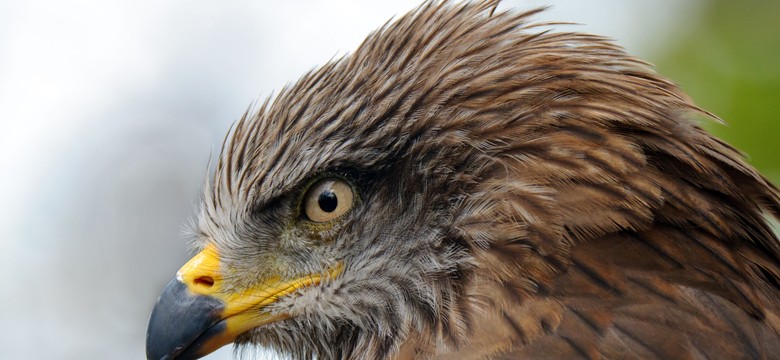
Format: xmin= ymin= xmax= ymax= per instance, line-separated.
xmin=302 ymin=178 xmax=355 ymax=223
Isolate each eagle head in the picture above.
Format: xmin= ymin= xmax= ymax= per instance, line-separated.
xmin=146 ymin=2 xmax=780 ymax=360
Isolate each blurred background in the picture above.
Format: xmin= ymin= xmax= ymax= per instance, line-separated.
xmin=0 ymin=1 xmax=777 ymax=359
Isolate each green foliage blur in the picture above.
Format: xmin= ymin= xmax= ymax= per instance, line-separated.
xmin=654 ymin=0 xmax=780 ymax=184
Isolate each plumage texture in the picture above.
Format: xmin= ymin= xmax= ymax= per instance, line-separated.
xmin=195 ymin=1 xmax=780 ymax=359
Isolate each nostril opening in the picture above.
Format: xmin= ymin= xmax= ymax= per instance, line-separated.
xmin=194 ymin=276 xmax=215 ymax=288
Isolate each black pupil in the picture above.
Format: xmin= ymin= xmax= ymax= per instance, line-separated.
xmin=318 ymin=190 xmax=338 ymax=213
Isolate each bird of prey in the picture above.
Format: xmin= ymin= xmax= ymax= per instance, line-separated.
xmin=146 ymin=1 xmax=780 ymax=359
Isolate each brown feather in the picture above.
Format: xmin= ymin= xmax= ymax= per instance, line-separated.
xmin=196 ymin=1 xmax=780 ymax=359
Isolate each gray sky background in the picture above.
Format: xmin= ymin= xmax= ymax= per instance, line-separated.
xmin=0 ymin=1 xmax=704 ymax=359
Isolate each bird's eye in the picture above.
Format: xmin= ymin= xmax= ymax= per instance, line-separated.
xmin=303 ymin=178 xmax=354 ymax=223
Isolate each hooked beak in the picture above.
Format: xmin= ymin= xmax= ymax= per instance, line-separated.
xmin=146 ymin=244 xmax=343 ymax=360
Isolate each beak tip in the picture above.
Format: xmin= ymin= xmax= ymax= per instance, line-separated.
xmin=146 ymin=278 xmax=225 ymax=360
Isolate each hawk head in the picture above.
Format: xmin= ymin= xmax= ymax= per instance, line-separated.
xmin=147 ymin=2 xmax=780 ymax=360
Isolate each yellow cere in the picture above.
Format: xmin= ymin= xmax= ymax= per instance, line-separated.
xmin=175 ymin=244 xmax=345 ymax=356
